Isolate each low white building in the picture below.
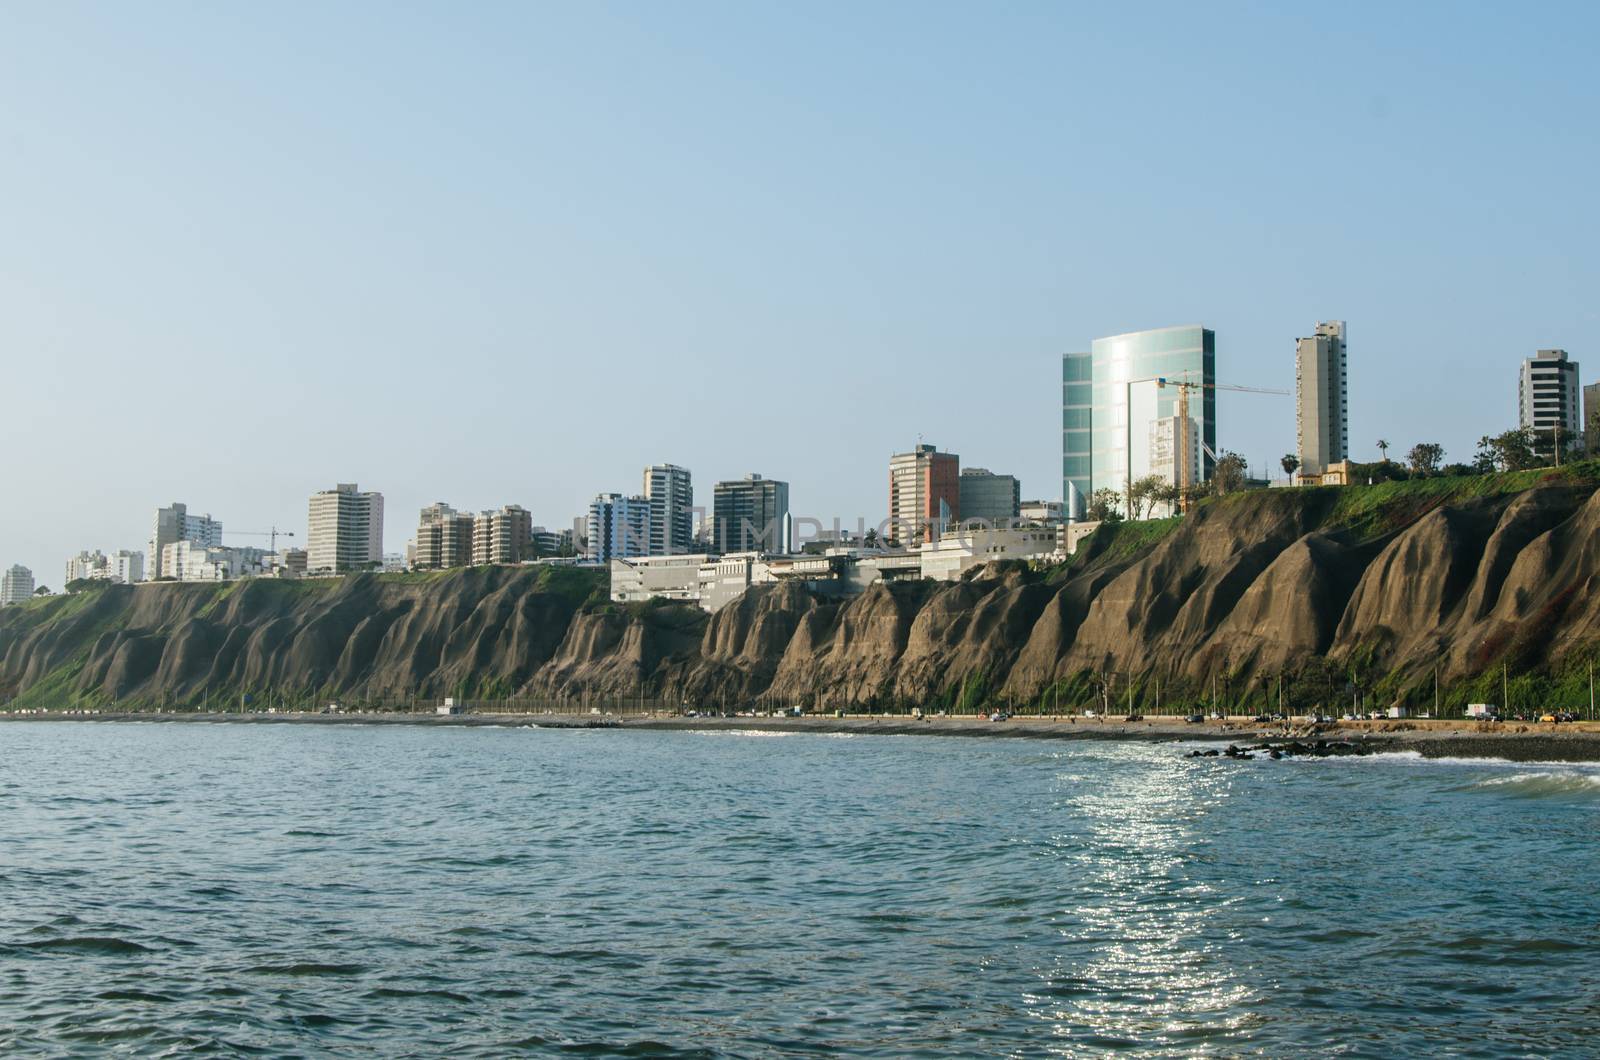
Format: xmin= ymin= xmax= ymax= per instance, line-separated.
xmin=918 ymin=527 xmax=1058 ymax=581
xmin=65 ymin=549 xmax=145 ymax=586
xmin=610 ymin=531 xmax=1060 ymax=610
xmin=1019 ymin=499 xmax=1064 ymax=523
xmin=162 ymin=541 xmax=272 ymax=581
xmin=66 ymin=550 xmax=111 ymax=585
xmin=610 ymin=554 xmax=710 ymax=605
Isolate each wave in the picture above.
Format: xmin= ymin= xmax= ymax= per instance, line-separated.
xmin=1454 ymin=771 xmax=1600 ymax=800
xmin=15 ymin=936 xmax=155 ymax=956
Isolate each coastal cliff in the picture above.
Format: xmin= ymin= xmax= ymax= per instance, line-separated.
xmin=6 ymin=465 xmax=1600 ymax=713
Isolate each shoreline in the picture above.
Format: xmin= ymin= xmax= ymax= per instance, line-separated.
xmin=7 ymin=710 xmax=1600 ymax=763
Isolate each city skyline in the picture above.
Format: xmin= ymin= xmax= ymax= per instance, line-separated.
xmin=4 ymin=4 xmax=1599 ymax=581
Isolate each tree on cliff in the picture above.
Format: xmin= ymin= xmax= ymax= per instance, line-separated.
xmin=1086 ymin=488 xmax=1123 ymax=523
xmin=1376 ymin=439 xmax=1391 ymax=462
xmin=1211 ymin=452 xmax=1248 ymax=496
xmin=1407 ymin=442 xmax=1444 ymax=476
xmin=1126 ymin=475 xmax=1168 ymax=520
xmin=1281 ymin=454 xmax=1300 ymax=477
xmin=1474 ymin=429 xmax=1538 ymax=472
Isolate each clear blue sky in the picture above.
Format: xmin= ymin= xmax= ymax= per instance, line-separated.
xmin=3 ymin=2 xmax=1597 ymax=582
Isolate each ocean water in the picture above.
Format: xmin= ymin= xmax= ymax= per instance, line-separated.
xmin=1 ymin=724 xmax=1596 ymax=1057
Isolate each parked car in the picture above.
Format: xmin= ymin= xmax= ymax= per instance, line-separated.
xmin=1124 ymin=713 xmax=1143 ymax=722
xmin=1185 ymin=713 xmax=1204 ymax=724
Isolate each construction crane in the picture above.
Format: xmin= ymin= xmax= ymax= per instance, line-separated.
xmin=1157 ymin=376 xmax=1290 ymax=504
xmin=226 ymin=527 xmax=296 ymax=553
xmin=1119 ymin=374 xmax=1290 ymax=512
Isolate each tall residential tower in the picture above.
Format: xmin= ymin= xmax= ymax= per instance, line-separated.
xmin=1295 ymin=320 xmax=1349 ymax=477
xmin=306 ymin=483 xmax=384 ymax=573
xmin=643 ymin=464 xmax=694 ymax=556
xmin=1519 ymin=349 xmax=1581 ymax=457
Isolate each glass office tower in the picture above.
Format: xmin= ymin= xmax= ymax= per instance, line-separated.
xmin=1062 ymin=353 xmax=1093 ymax=519
xmin=1063 ymin=325 xmax=1215 ymax=518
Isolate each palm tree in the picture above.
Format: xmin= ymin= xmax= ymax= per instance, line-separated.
xmin=1376 ymin=439 xmax=1390 ymax=462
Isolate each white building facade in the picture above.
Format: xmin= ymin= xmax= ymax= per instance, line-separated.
xmin=643 ymin=464 xmax=694 ymax=556
xmin=306 ymin=483 xmax=385 ymax=574
xmin=1519 ymin=349 xmax=1582 ymax=454
xmin=586 ymin=493 xmax=650 ymax=563
xmin=150 ymin=502 xmax=223 ymax=580
xmin=1 ymin=564 xmax=35 ymax=605
xmin=162 ymin=542 xmax=272 ymax=581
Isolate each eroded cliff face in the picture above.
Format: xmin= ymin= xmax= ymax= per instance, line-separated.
xmin=5 ymin=477 xmax=1600 ymax=710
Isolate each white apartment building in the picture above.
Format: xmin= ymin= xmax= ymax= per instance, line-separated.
xmin=1519 ymin=349 xmax=1582 ymax=455
xmin=66 ymin=550 xmax=110 ymax=585
xmin=643 ymin=464 xmax=694 ymax=556
xmin=162 ymin=542 xmax=271 ymax=581
xmin=111 ymin=550 xmax=144 ymax=584
xmin=587 ymin=493 xmax=650 ymax=562
xmin=150 ymin=502 xmax=223 ymax=579
xmin=1 ymin=564 xmax=36 ymax=605
xmin=306 ymin=483 xmax=384 ymax=574
xmin=65 ymin=549 xmax=143 ymax=585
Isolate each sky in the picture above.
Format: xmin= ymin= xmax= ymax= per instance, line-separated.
xmin=3 ymin=2 xmax=1598 ymax=583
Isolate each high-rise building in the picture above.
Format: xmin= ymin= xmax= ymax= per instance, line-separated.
xmin=472 ymin=505 xmax=533 ymax=566
xmin=413 ymin=503 xmax=475 ymax=570
xmin=149 ymin=502 xmax=222 ymax=579
xmin=642 ymin=464 xmax=694 ymax=556
xmin=888 ymin=444 xmax=960 ymax=546
xmin=1062 ymin=352 xmax=1093 ymax=520
xmin=1585 ymin=382 xmax=1600 ymax=448
xmin=712 ymin=474 xmax=791 ymax=555
xmin=957 ymin=468 xmax=1020 ymax=526
xmin=1519 ymin=349 xmax=1582 ymax=458
xmin=2 ymin=564 xmax=36 ymax=605
xmin=586 ymin=493 xmax=650 ymax=563
xmin=1063 ymin=325 xmax=1216 ymax=519
xmin=1295 ymin=321 xmax=1349 ymax=477
xmin=306 ymin=483 xmax=384 ymax=573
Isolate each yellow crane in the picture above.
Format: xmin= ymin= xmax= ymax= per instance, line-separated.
xmin=1150 ymin=376 xmax=1290 ymax=507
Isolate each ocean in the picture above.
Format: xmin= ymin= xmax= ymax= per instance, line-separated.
xmin=1 ymin=722 xmax=1595 ymax=1056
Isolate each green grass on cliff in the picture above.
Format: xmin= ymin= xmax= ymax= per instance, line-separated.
xmin=1318 ymin=459 xmax=1600 ymax=541
xmin=1049 ymin=460 xmax=1600 ymax=580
